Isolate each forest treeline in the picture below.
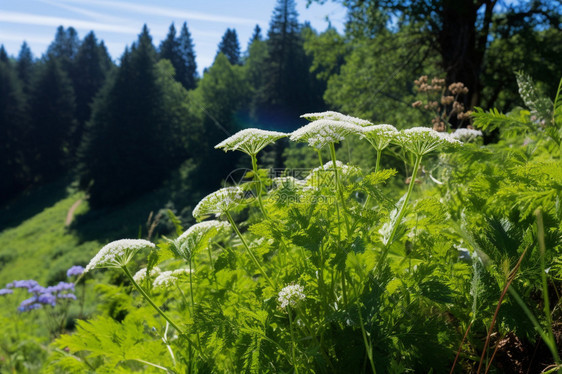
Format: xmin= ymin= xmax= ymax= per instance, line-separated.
xmin=1 ymin=0 xmax=561 ymax=210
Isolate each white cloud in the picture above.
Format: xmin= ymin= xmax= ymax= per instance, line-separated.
xmin=0 ymin=10 xmax=138 ymax=34
xmin=54 ymin=0 xmax=262 ymax=25
xmin=38 ymin=0 xmax=131 ymax=24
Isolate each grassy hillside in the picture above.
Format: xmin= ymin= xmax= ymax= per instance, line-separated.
xmin=0 ymin=188 xmax=99 ymax=286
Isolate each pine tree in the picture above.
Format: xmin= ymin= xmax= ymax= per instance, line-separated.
xmin=251 ymin=25 xmax=263 ymax=44
xmin=47 ymin=26 xmax=80 ymax=61
xmin=217 ymin=28 xmax=241 ymax=65
xmin=0 ymin=45 xmax=8 ymax=63
xmin=28 ymin=57 xmax=76 ymax=180
xmin=159 ymin=23 xmax=180 ymax=66
xmin=79 ymin=25 xmax=187 ymax=207
xmin=16 ymin=42 xmax=34 ymax=87
xmin=70 ymin=31 xmax=111 ymax=158
xmin=0 ymin=60 xmax=29 ymax=201
xmin=177 ymin=22 xmax=198 ymax=90
xmin=257 ymin=0 xmax=323 ymax=130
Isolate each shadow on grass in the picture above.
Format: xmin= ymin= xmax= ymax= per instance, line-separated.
xmin=0 ymin=176 xmax=72 ymax=231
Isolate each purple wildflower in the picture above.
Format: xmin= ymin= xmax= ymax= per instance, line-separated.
xmin=0 ymin=288 xmax=13 ymax=295
xmin=28 ymin=285 xmax=47 ymax=294
xmin=66 ymin=265 xmax=85 ymax=278
xmin=57 ymin=293 xmax=77 ymax=300
xmin=46 ymin=282 xmax=75 ymax=293
xmin=37 ymin=293 xmax=57 ymax=306
xmin=9 ymin=280 xmax=39 ymax=290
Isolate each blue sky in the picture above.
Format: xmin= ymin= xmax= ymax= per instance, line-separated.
xmin=0 ymin=0 xmax=346 ymax=73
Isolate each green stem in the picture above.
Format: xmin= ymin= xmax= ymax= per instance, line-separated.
xmin=225 ymin=211 xmax=276 ymax=289
xmin=375 ymin=149 xmax=382 ymax=173
xmin=251 ymin=154 xmax=268 ymax=218
xmin=188 ymin=257 xmax=203 ymax=352
xmin=329 ymin=142 xmax=350 ymax=234
xmin=288 ymin=309 xmax=299 ymax=373
xmin=508 ymin=287 xmax=561 ymax=368
xmin=122 ymin=266 xmax=195 ymax=348
xmin=357 ymin=302 xmax=377 ymax=374
xmin=377 ymin=155 xmax=422 ymax=272
xmin=316 ymin=149 xmax=324 ymax=168
xmin=388 ymin=155 xmax=421 ymax=246
xmin=536 ymin=209 xmax=562 ymax=371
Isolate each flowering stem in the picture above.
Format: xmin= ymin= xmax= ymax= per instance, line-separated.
xmin=357 ymin=302 xmax=377 ymax=374
xmin=329 ymin=142 xmax=350 ymax=233
xmin=251 ymin=154 xmax=268 ymax=218
xmin=225 ymin=211 xmax=276 ymax=289
xmin=375 ymin=149 xmax=382 ymax=173
xmin=387 ymin=155 xmax=422 ymax=246
xmin=188 ymin=256 xmax=203 ymax=352
xmin=288 ymin=309 xmax=299 ymax=373
xmin=316 ymin=149 xmax=324 ymax=168
xmin=121 ymin=266 xmax=197 ymax=349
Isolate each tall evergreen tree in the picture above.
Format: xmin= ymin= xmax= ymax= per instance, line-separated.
xmin=177 ymin=22 xmax=198 ymax=90
xmin=159 ymin=23 xmax=180 ymax=65
xmin=251 ymin=25 xmax=263 ymax=44
xmin=258 ymin=0 xmax=324 ymax=130
xmin=217 ymin=28 xmax=241 ymax=65
xmin=70 ymin=31 xmax=111 ymax=158
xmin=0 ymin=45 xmax=8 ymax=63
xmin=0 ymin=60 xmax=29 ymax=201
xmin=79 ymin=25 xmax=186 ymax=207
xmin=28 ymin=57 xmax=76 ymax=180
xmin=16 ymin=42 xmax=34 ymax=87
xmin=47 ymin=26 xmax=80 ymax=61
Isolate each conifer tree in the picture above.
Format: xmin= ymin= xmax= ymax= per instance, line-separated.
xmin=16 ymin=42 xmax=34 ymax=88
xmin=79 ymin=25 xmax=189 ymax=207
xmin=28 ymin=57 xmax=76 ymax=180
xmin=177 ymin=22 xmax=198 ymax=90
xmin=258 ymin=0 xmax=324 ymax=130
xmin=0 ymin=60 xmax=29 ymax=201
xmin=47 ymin=26 xmax=80 ymax=62
xmin=0 ymin=45 xmax=8 ymax=63
xmin=70 ymin=31 xmax=111 ymax=157
xmin=159 ymin=23 xmax=180 ymax=66
xmin=217 ymin=28 xmax=241 ymax=65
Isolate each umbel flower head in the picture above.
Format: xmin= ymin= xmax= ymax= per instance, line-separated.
xmin=450 ymin=128 xmax=483 ymax=142
xmin=133 ymin=266 xmax=162 ymax=284
xmin=394 ymin=127 xmax=461 ymax=157
xmin=301 ymin=111 xmax=373 ymax=127
xmin=278 ymin=283 xmax=306 ymax=311
xmin=360 ymin=124 xmax=399 ymax=151
xmin=192 ymin=187 xmax=244 ymax=220
xmin=170 ymin=220 xmax=231 ymax=261
xmin=215 ymin=128 xmax=287 ymax=156
xmin=290 ymin=119 xmax=363 ymax=149
xmin=153 ymin=268 xmax=193 ymax=289
xmin=85 ymin=239 xmax=155 ymax=272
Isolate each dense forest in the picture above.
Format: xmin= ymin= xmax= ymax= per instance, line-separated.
xmin=1 ymin=0 xmax=562 ymax=372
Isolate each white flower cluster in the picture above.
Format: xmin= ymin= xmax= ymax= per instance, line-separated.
xmin=360 ymin=124 xmax=399 ymax=151
xmin=395 ymin=127 xmax=461 ymax=157
xmin=450 ymin=128 xmax=483 ymax=142
xmin=193 ymin=187 xmax=244 ymax=219
xmin=85 ymin=239 xmax=155 ymax=272
xmin=178 ymin=220 xmax=231 ymax=244
xmin=305 ymin=160 xmax=360 ymax=184
xmin=172 ymin=220 xmax=231 ymax=260
xmin=215 ymin=128 xmax=287 ymax=156
xmin=133 ymin=266 xmax=161 ymax=283
xmin=271 ymin=176 xmax=306 ymax=189
xmin=277 ymin=283 xmax=306 ymax=310
xmin=290 ymin=119 xmax=363 ymax=149
xmin=301 ymin=111 xmax=373 ymax=127
xmin=153 ymin=268 xmax=193 ymax=289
